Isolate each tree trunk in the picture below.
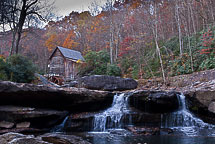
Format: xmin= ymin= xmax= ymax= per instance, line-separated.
xmin=175 ymin=2 xmax=183 ymax=57
xmin=155 ymin=39 xmax=166 ymax=84
xmin=10 ymin=30 xmax=16 ymax=56
xmin=15 ymin=0 xmax=27 ymax=54
xmin=153 ymin=2 xmax=166 ymax=84
xmin=109 ymin=28 xmax=114 ymax=64
xmin=189 ymin=0 xmax=196 ymax=34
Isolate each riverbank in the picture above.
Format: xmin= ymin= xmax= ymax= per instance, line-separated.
xmin=1 ymin=70 xmax=215 ymax=143
xmin=137 ymin=69 xmax=215 ymax=124
xmin=137 ymin=68 xmax=215 ymax=92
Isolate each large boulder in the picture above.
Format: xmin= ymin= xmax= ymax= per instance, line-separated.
xmin=184 ymin=90 xmax=215 ymax=124
xmin=79 ymin=75 xmax=138 ymax=91
xmin=0 ymin=81 xmax=114 ymax=112
xmin=129 ymin=90 xmax=180 ymax=113
xmin=0 ymin=106 xmax=68 ymax=129
xmin=0 ymin=121 xmax=14 ymax=129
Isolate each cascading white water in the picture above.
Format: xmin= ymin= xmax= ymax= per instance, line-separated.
xmin=51 ymin=116 xmax=69 ymax=132
xmin=161 ymin=94 xmax=214 ymax=136
xmin=93 ymin=93 xmax=132 ymax=132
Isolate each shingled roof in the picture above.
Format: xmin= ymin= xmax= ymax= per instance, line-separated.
xmin=50 ymin=46 xmax=85 ymax=61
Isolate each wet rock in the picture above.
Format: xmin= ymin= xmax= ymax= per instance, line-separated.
xmin=16 ymin=122 xmax=31 ymax=128
xmin=185 ymin=90 xmax=215 ymax=124
xmin=64 ymin=112 xmax=161 ymax=132
xmin=79 ymin=75 xmax=138 ymax=91
xmin=160 ymin=128 xmax=174 ymax=135
xmin=126 ymin=126 xmax=173 ymax=136
xmin=208 ymin=102 xmax=215 ymax=113
xmin=126 ymin=126 xmax=160 ymax=135
xmin=39 ymin=133 xmax=91 ymax=144
xmin=64 ymin=112 xmax=96 ymax=132
xmin=9 ymin=137 xmax=50 ymax=144
xmin=0 ymin=81 xmax=114 ymax=112
xmin=69 ymin=81 xmax=78 ymax=87
xmin=63 ymin=88 xmax=114 ymax=112
xmin=0 ymin=121 xmax=14 ymax=129
xmin=129 ymin=90 xmax=180 ymax=113
xmin=0 ymin=128 xmax=47 ymax=135
xmin=185 ymin=90 xmax=215 ymax=107
xmin=0 ymin=132 xmax=35 ymax=144
xmin=0 ymin=106 xmax=68 ymax=129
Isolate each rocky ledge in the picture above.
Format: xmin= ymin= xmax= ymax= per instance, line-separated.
xmin=0 ymin=106 xmax=68 ymax=131
xmin=129 ymin=90 xmax=180 ymax=113
xmin=63 ymin=111 xmax=161 ymax=132
xmin=0 ymin=81 xmax=114 ymax=112
xmin=183 ymin=80 xmax=215 ymax=124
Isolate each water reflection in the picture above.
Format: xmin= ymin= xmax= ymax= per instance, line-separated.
xmin=87 ymin=133 xmax=215 ymax=144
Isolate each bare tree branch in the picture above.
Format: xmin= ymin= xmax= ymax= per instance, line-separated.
xmin=26 ymin=0 xmax=39 ymax=10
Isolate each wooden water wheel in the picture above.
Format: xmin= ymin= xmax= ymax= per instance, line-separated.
xmin=49 ymin=76 xmax=64 ymax=85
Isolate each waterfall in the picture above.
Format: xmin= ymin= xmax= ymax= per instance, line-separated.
xmin=161 ymin=94 xmax=214 ymax=136
xmin=93 ymin=93 xmax=132 ymax=132
xmin=51 ymin=116 xmax=69 ymax=132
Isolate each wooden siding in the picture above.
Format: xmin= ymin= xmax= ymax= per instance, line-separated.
xmin=49 ymin=49 xmax=65 ymax=76
xmin=65 ymin=60 xmax=78 ymax=79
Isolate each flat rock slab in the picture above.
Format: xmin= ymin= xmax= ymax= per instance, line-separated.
xmin=0 ymin=128 xmax=47 ymax=135
xmin=16 ymin=122 xmax=31 ymax=128
xmin=0 ymin=121 xmax=14 ymax=129
xmin=0 ymin=81 xmax=114 ymax=112
xmin=0 ymin=105 xmax=68 ymax=129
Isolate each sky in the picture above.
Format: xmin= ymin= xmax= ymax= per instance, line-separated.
xmin=54 ymin=0 xmax=107 ymax=17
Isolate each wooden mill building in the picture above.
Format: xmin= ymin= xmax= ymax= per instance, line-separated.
xmin=48 ymin=46 xmax=85 ymax=80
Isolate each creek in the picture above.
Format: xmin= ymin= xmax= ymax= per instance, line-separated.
xmin=54 ymin=93 xmax=215 ymax=144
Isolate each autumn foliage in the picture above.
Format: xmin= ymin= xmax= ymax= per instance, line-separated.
xmin=1 ymin=0 xmax=215 ymax=79
xmin=200 ymin=28 xmax=215 ymax=55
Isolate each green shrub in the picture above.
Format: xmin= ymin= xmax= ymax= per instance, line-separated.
xmin=132 ymin=65 xmax=139 ymax=79
xmin=79 ymin=50 xmax=121 ymax=77
xmin=199 ymin=57 xmax=215 ymax=70
xmin=107 ymin=64 xmax=121 ymax=76
xmin=6 ymin=55 xmax=36 ymax=83
xmin=0 ymin=58 xmax=8 ymax=80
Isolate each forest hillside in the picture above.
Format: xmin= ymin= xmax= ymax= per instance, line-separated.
xmin=0 ymin=0 xmax=215 ymax=82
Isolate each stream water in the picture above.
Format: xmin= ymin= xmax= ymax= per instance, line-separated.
xmin=93 ymin=93 xmax=133 ymax=132
xmin=161 ymin=94 xmax=215 ymax=136
xmin=54 ymin=93 xmax=215 ymax=144
xmin=51 ymin=116 xmax=69 ymax=132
